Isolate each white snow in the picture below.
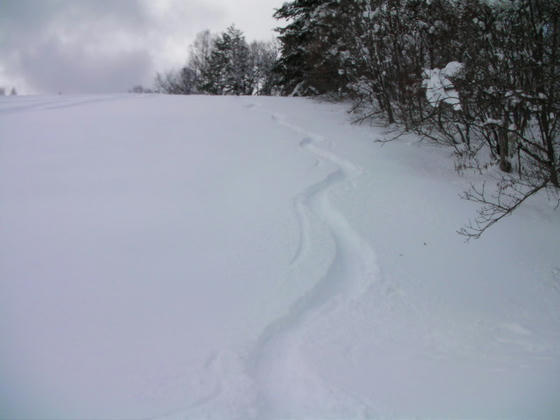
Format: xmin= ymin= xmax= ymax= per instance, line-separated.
xmin=423 ymin=61 xmax=464 ymax=111
xmin=1 ymin=94 xmax=559 ymax=420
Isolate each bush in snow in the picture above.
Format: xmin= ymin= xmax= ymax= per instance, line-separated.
xmin=274 ymin=0 xmax=559 ymax=238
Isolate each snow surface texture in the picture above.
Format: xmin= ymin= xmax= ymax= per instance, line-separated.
xmin=1 ymin=94 xmax=559 ymax=419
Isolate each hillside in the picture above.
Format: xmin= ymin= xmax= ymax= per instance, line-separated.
xmin=1 ymin=94 xmax=559 ymax=419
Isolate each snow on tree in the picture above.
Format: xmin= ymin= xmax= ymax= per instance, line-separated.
xmin=422 ymin=62 xmax=464 ymax=111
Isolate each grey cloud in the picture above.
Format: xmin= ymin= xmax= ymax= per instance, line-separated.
xmin=18 ymin=37 xmax=153 ymax=94
xmin=0 ymin=0 xmax=225 ymax=93
xmin=0 ymin=1 xmax=149 ymax=49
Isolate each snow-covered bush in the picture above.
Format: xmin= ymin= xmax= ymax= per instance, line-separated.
xmin=422 ymin=62 xmax=464 ymax=112
xmin=274 ymin=0 xmax=559 ymax=238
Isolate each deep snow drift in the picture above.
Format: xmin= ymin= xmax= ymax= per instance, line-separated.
xmin=1 ymin=94 xmax=559 ymax=419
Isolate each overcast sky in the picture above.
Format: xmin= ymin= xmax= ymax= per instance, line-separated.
xmin=0 ymin=0 xmax=283 ymax=94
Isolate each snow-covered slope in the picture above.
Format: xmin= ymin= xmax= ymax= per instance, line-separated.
xmin=1 ymin=94 xmax=559 ymax=419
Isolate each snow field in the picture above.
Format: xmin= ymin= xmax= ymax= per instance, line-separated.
xmin=1 ymin=94 xmax=559 ymax=419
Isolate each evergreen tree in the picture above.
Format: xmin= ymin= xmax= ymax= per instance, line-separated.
xmin=274 ymin=0 xmax=351 ymax=96
xmin=200 ymin=25 xmax=252 ymax=95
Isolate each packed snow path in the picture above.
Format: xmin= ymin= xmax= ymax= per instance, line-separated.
xmin=1 ymin=95 xmax=559 ymax=420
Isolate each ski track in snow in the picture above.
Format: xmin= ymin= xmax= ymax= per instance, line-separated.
xmin=5 ymin=95 xmax=559 ymax=419
xmin=0 ymin=94 xmax=137 ymax=115
xmin=158 ymin=102 xmax=381 ymax=419
xmin=246 ymin=107 xmax=380 ymax=418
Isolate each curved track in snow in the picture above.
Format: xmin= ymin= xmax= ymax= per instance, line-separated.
xmin=246 ymin=110 xmax=381 ymax=418
xmin=5 ymin=95 xmax=559 ymax=419
xmin=160 ymin=104 xmax=382 ymax=420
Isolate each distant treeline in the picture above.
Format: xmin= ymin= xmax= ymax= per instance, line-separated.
xmin=151 ymin=0 xmax=559 ymax=238
xmin=153 ymin=25 xmax=279 ymax=96
xmin=0 ymin=87 xmax=17 ymax=96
